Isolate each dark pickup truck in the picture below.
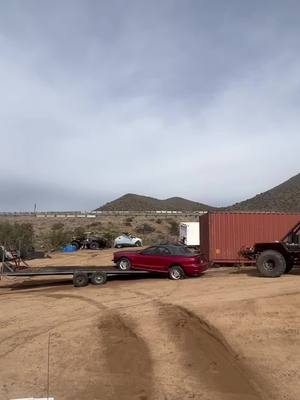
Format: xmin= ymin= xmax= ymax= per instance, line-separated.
xmin=242 ymin=222 xmax=300 ymax=277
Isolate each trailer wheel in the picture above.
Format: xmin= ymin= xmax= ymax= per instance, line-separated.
xmin=73 ymin=272 xmax=89 ymax=287
xmin=117 ymin=257 xmax=131 ymax=271
xmin=90 ymin=271 xmax=107 ymax=285
xmin=169 ymin=265 xmax=185 ymax=280
xmin=256 ymin=250 xmax=286 ymax=277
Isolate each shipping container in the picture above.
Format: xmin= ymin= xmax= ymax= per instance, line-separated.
xmin=200 ymin=212 xmax=300 ymax=265
xmin=179 ymin=222 xmax=200 ymax=246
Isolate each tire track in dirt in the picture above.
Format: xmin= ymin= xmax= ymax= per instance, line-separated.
xmin=98 ymin=311 xmax=154 ymax=400
xmin=157 ymin=302 xmax=264 ymax=400
xmin=32 ymin=292 xmax=154 ymax=400
xmin=49 ymin=295 xmax=266 ymax=399
xmin=1 ymin=291 xmax=155 ymax=400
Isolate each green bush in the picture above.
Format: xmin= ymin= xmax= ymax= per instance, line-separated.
xmin=168 ymin=220 xmax=179 ymax=236
xmin=73 ymin=226 xmax=86 ymax=237
xmin=46 ymin=229 xmax=72 ymax=249
xmin=124 ymin=217 xmax=134 ymax=227
xmin=136 ymin=223 xmax=155 ymax=234
xmin=101 ymin=230 xmax=119 ymax=247
xmin=88 ymin=221 xmax=103 ymax=228
xmin=0 ymin=222 xmax=34 ymax=257
xmin=51 ymin=222 xmax=65 ymax=231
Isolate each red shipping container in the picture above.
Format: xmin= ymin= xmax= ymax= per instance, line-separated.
xmin=200 ymin=212 xmax=300 ymax=265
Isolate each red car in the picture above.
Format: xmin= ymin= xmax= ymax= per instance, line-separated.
xmin=113 ymin=244 xmax=208 ymax=280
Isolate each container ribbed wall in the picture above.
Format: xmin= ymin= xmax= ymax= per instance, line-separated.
xmin=200 ymin=212 xmax=300 ymax=264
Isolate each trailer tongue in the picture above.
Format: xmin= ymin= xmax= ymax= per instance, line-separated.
xmin=1 ymin=262 xmax=150 ymax=287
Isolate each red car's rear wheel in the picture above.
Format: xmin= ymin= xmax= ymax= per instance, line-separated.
xmin=169 ymin=265 xmax=185 ymax=280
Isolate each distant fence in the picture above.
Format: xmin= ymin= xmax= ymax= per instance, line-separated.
xmin=0 ymin=210 xmax=208 ymax=218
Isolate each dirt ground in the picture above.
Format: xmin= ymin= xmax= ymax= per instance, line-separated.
xmin=0 ymin=249 xmax=300 ymax=400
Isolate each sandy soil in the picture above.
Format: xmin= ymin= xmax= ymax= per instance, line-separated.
xmin=0 ymin=249 xmax=300 ymax=400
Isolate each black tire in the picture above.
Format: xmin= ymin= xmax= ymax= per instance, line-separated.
xmin=73 ymin=272 xmax=89 ymax=287
xmin=115 ymin=244 xmax=122 ymax=249
xmin=169 ymin=265 xmax=185 ymax=280
xmin=99 ymin=238 xmax=107 ymax=249
xmin=135 ymin=241 xmax=142 ymax=247
xmin=256 ymin=250 xmax=286 ymax=277
xmin=89 ymin=241 xmax=100 ymax=250
xmin=71 ymin=241 xmax=80 ymax=250
xmin=90 ymin=271 xmax=107 ymax=285
xmin=117 ymin=257 xmax=132 ymax=271
xmin=284 ymin=263 xmax=294 ymax=274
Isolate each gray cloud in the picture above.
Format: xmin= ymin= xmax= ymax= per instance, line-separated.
xmin=0 ymin=0 xmax=299 ymax=210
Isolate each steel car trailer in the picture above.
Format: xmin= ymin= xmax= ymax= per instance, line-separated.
xmin=0 ymin=263 xmax=150 ymax=287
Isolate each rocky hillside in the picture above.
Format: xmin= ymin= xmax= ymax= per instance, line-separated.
xmin=96 ymin=193 xmax=215 ymax=211
xmin=229 ymin=173 xmax=300 ymax=212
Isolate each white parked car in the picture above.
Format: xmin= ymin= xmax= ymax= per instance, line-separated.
xmin=114 ymin=233 xmax=143 ymax=248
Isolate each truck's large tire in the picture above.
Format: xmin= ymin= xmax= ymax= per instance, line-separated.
xmin=284 ymin=263 xmax=294 ymax=274
xmin=256 ymin=250 xmax=286 ymax=277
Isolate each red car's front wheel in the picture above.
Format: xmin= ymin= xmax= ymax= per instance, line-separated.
xmin=117 ymin=257 xmax=132 ymax=271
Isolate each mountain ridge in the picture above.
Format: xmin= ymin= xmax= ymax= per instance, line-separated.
xmin=228 ymin=173 xmax=300 ymax=212
xmin=96 ymin=172 xmax=300 ymax=212
xmin=96 ymin=193 xmax=215 ymax=211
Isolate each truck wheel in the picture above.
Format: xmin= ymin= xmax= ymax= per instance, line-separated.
xmin=73 ymin=272 xmax=89 ymax=287
xmin=135 ymin=241 xmax=142 ymax=247
xmin=90 ymin=271 xmax=107 ymax=285
xmin=256 ymin=250 xmax=286 ymax=277
xmin=284 ymin=263 xmax=293 ymax=274
xmin=169 ymin=265 xmax=185 ymax=280
xmin=89 ymin=241 xmax=100 ymax=250
xmin=117 ymin=257 xmax=131 ymax=271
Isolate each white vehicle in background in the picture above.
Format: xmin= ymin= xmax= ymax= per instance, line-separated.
xmin=114 ymin=233 xmax=143 ymax=248
xmin=179 ymin=222 xmax=200 ymax=246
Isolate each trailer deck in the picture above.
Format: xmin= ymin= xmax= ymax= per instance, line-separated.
xmin=1 ymin=263 xmax=151 ymax=287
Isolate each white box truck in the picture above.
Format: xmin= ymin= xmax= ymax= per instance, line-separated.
xmin=179 ymin=222 xmax=200 ymax=246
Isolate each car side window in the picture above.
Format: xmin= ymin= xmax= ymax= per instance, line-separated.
xmin=142 ymin=247 xmax=159 ymax=255
xmin=157 ymin=247 xmax=171 ymax=255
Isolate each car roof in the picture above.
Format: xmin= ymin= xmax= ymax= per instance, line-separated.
xmin=151 ymin=244 xmax=187 ymax=251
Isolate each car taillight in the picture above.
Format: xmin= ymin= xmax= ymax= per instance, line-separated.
xmin=192 ymin=256 xmax=202 ymax=263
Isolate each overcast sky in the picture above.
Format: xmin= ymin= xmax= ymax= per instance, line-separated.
xmin=0 ymin=0 xmax=299 ymax=211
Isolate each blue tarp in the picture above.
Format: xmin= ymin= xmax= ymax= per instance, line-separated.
xmin=63 ymin=244 xmax=77 ymax=252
